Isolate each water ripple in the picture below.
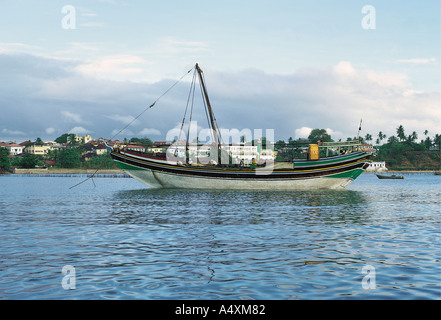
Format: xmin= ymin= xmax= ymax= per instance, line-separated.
xmin=0 ymin=174 xmax=440 ymax=299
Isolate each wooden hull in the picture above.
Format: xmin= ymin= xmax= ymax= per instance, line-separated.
xmin=111 ymin=150 xmax=372 ymax=190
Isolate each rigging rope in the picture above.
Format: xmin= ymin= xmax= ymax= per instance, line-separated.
xmin=178 ymin=69 xmax=197 ymax=144
xmin=69 ymin=65 xmax=195 ymax=189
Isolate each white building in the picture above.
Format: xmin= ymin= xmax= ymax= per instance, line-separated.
xmin=68 ymin=134 xmax=92 ymax=144
xmin=5 ymin=143 xmax=23 ymax=155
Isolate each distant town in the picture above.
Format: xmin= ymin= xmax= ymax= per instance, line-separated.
xmin=0 ymin=133 xmax=283 ymax=171
xmin=1 ymin=124 xmax=440 ymax=173
xmin=0 ymin=131 xmax=366 ymax=172
xmin=0 ymin=133 xmax=169 ymax=171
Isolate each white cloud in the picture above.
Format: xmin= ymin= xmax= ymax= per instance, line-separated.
xmin=69 ymin=126 xmax=92 ymax=135
xmin=325 ymin=128 xmax=345 ymax=141
xmin=45 ymin=127 xmax=56 ymax=134
xmin=397 ymin=58 xmax=437 ymax=64
xmin=294 ymin=127 xmax=312 ymax=139
xmin=1 ymin=52 xmax=440 ymax=144
xmin=0 ymin=42 xmax=40 ymax=54
xmin=61 ymin=111 xmax=84 ymax=124
xmin=111 ymin=128 xmax=134 ymax=137
xmin=106 ymin=114 xmax=137 ymax=125
xmin=333 ymin=61 xmax=355 ymax=75
xmin=138 ymin=128 xmax=161 ymax=136
xmin=2 ymin=128 xmax=25 ymax=136
xmin=75 ymin=55 xmax=153 ymax=80
xmin=207 ymin=61 xmax=441 ymax=141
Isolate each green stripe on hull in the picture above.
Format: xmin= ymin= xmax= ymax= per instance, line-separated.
xmin=325 ymin=168 xmax=364 ymax=180
xmin=116 ymin=157 xmax=365 ymax=180
xmin=294 ymin=153 xmax=363 ymax=167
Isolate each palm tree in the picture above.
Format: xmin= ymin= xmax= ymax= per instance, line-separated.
xmin=35 ymin=137 xmax=44 ymax=146
xmin=434 ymin=134 xmax=441 ymax=149
xmin=364 ymin=133 xmax=373 ymax=144
xmin=396 ymin=125 xmax=406 ymax=142
xmin=424 ymin=136 xmax=432 ymax=149
xmin=388 ymin=135 xmax=399 ymax=143
xmin=377 ymin=131 xmax=386 ymax=144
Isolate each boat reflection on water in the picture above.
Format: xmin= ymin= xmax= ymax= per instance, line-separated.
xmin=111 ymin=188 xmax=370 ymax=227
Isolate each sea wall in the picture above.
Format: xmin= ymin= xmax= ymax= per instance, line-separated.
xmin=12 ymin=168 xmax=124 ymax=174
xmin=13 ymin=168 xmax=49 ymax=174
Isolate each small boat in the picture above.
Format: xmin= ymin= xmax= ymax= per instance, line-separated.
xmin=376 ymin=174 xmax=404 ymax=179
xmin=110 ymin=64 xmax=373 ymax=190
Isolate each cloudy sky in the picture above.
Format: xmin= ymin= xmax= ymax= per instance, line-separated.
xmin=1 ymin=0 xmax=440 ymax=144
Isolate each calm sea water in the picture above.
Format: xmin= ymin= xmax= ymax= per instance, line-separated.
xmin=0 ymin=173 xmax=440 ymax=300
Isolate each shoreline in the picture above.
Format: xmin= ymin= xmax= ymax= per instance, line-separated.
xmin=8 ymin=168 xmax=124 ymax=174
xmin=2 ymin=168 xmax=438 ymax=175
xmin=366 ymin=170 xmax=438 ymax=173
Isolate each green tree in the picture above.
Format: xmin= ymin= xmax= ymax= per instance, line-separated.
xmin=130 ymin=137 xmax=153 ymax=145
xmin=20 ymin=153 xmax=40 ymax=168
xmin=407 ymin=131 xmax=418 ymax=143
xmin=377 ymin=131 xmax=386 ymax=144
xmin=82 ymin=153 xmax=116 ymax=169
xmin=55 ymin=133 xmax=76 ymax=144
xmin=434 ymin=134 xmax=441 ymax=149
xmin=387 ymin=135 xmax=399 ymax=143
xmin=35 ymin=137 xmax=44 ymax=146
xmin=274 ymin=140 xmax=286 ymax=150
xmin=46 ymin=149 xmax=59 ymax=161
xmin=308 ymin=129 xmax=332 ymax=143
xmin=58 ymin=148 xmax=82 ymax=168
xmin=0 ymin=147 xmax=10 ymax=171
xmin=424 ymin=137 xmax=432 ymax=149
xmin=364 ymin=133 xmax=373 ymax=144
xmin=396 ymin=125 xmax=406 ymax=142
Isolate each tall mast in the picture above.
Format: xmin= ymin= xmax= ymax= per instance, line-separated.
xmin=195 ymin=63 xmax=222 ymax=163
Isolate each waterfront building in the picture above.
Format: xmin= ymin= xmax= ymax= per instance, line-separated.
xmin=24 ymin=144 xmax=50 ymax=155
xmin=0 ymin=142 xmax=24 ymax=156
xmin=125 ymin=143 xmax=145 ymax=153
xmin=148 ymin=142 xmax=171 ymax=153
xmin=95 ymin=144 xmax=108 ymax=155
